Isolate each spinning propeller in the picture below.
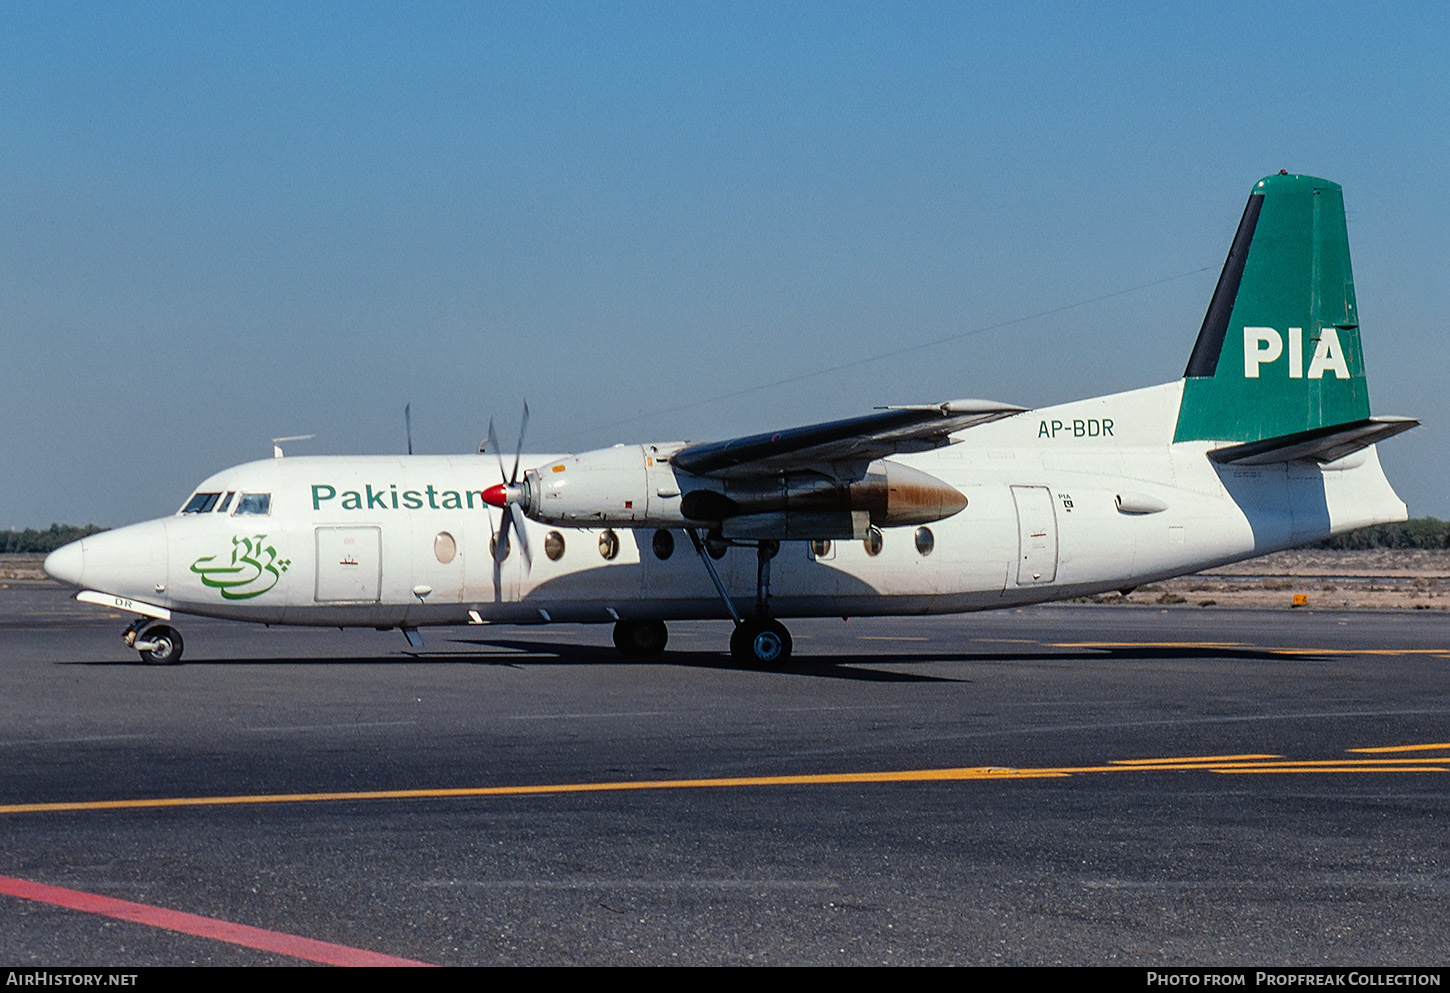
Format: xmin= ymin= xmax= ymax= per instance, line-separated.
xmin=482 ymin=402 xmax=533 ymax=575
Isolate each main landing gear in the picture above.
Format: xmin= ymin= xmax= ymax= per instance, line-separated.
xmin=612 ymin=619 xmax=669 ymax=660
xmin=123 ymin=617 xmax=184 ymax=665
xmin=610 ymin=532 xmax=795 ymax=666
xmin=728 ymin=616 xmax=792 ymax=666
xmin=610 ymin=614 xmax=791 ymax=667
xmin=709 ymin=534 xmax=793 ymax=667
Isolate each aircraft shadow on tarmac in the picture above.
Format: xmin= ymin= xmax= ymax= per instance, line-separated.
xmin=60 ymin=639 xmax=1333 ymax=682
xmin=63 ymin=645 xmax=960 ymax=683
xmin=442 ymin=639 xmax=962 ymax=682
xmin=438 ymin=638 xmax=1334 ymax=673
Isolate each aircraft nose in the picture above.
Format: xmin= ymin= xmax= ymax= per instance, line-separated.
xmin=43 ymin=521 xmax=169 ymax=598
xmin=44 ymin=540 xmax=85 ymax=587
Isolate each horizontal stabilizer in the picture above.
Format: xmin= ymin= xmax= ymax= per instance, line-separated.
xmin=1206 ymin=416 xmax=1417 ymax=466
xmin=673 ymin=399 xmax=1025 ymax=477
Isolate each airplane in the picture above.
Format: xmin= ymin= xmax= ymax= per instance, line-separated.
xmin=44 ymin=173 xmax=1417 ymax=667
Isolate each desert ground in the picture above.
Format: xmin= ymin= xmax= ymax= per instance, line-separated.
xmin=1082 ymin=548 xmax=1450 ymax=610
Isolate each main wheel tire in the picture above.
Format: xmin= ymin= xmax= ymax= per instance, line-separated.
xmin=729 ymin=618 xmax=792 ymax=667
xmin=139 ymin=625 xmax=183 ymax=665
xmin=612 ymin=619 xmax=668 ymax=660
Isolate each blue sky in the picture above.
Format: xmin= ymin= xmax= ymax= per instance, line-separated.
xmin=3 ymin=1 xmax=1446 ymax=527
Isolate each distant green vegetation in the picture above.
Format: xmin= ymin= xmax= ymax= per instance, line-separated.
xmin=1310 ymin=518 xmax=1450 ymax=550
xmin=1 ymin=524 xmax=108 ymax=554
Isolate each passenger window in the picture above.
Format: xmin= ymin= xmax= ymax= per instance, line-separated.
xmin=181 ymin=493 xmax=221 ymax=514
xmin=434 ymin=531 xmax=457 ymax=564
xmin=234 ymin=493 xmax=272 ymax=516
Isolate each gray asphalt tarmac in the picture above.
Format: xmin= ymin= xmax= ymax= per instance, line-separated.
xmin=3 ymin=583 xmax=1449 ymax=966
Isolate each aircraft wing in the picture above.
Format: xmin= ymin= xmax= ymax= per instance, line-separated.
xmin=671 ymin=399 xmax=1026 ymax=478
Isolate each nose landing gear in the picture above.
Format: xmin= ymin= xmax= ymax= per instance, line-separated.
xmin=123 ymin=618 xmax=184 ymax=665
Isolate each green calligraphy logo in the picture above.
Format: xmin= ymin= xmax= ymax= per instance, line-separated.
xmin=191 ymin=535 xmax=291 ymax=600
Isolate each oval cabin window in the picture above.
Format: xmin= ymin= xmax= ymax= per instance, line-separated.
xmin=434 ymin=531 xmax=457 ymax=564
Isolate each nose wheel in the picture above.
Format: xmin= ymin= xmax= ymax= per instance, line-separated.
xmin=123 ymin=619 xmax=184 ymax=665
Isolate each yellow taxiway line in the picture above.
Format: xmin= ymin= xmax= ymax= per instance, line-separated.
xmin=1348 ymin=742 xmax=1450 ymax=753
xmin=3 ymin=742 xmax=1449 ymax=817
xmin=1051 ymin=641 xmax=1450 ymax=656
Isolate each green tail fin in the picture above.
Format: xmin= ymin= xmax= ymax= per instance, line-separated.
xmin=1173 ymin=173 xmax=1370 ymax=443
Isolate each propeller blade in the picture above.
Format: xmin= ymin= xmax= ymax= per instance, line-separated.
xmin=510 ymin=400 xmax=530 ymax=484
xmin=494 ymin=506 xmax=511 ymax=562
xmin=485 ymin=405 xmax=533 ymax=569
xmin=508 ymin=501 xmax=532 ymax=569
xmin=486 ymin=417 xmax=508 ymax=484
xmin=491 ymin=526 xmax=503 ymax=599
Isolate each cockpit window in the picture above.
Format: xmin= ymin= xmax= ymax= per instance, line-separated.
xmin=216 ymin=491 xmax=235 ymax=513
xmin=181 ymin=492 xmax=221 ymax=514
xmin=234 ymin=493 xmax=272 ymax=516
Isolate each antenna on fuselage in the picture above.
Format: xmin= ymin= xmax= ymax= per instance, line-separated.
xmin=272 ymin=435 xmax=315 ymax=458
xmin=405 ymin=402 xmax=413 ymax=456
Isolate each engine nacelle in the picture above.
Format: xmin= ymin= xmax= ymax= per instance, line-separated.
xmin=521 ymin=444 xmax=682 ymax=525
xmin=519 ymin=444 xmax=967 ymax=540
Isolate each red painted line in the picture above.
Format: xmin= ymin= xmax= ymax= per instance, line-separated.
xmin=0 ymin=874 xmax=434 ymax=967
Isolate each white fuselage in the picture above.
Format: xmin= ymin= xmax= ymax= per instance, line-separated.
xmin=47 ymin=381 xmax=1408 ymax=630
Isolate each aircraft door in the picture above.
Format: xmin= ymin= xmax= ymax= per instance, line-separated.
xmin=1011 ymin=485 xmax=1058 ymax=585
xmin=315 ymin=526 xmax=382 ymax=602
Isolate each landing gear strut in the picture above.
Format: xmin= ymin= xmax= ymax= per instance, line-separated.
xmin=123 ymin=618 xmax=184 ymax=665
xmin=687 ymin=529 xmax=794 ymax=667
